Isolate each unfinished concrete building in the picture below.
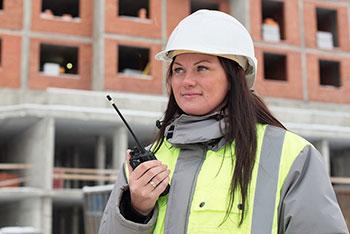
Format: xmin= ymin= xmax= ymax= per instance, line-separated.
xmin=0 ymin=0 xmax=349 ymax=233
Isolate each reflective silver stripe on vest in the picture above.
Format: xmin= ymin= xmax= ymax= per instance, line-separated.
xmin=164 ymin=145 xmax=206 ymax=234
xmin=251 ymin=126 xmax=286 ymax=234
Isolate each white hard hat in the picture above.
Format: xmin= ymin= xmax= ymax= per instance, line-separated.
xmin=155 ymin=10 xmax=257 ymax=88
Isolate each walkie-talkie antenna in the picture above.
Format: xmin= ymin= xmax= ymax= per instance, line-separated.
xmin=106 ymin=95 xmax=146 ymax=153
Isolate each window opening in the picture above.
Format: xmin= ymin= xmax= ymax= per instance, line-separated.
xmin=330 ymin=148 xmax=350 ymax=177
xmin=41 ymin=0 xmax=80 ymax=20
xmin=53 ymin=205 xmax=84 ymax=234
xmin=54 ymin=144 xmax=97 ymax=189
xmin=118 ymin=45 xmax=150 ymax=77
xmin=0 ymin=0 xmax=3 ymax=11
xmin=263 ymin=53 xmax=287 ymax=81
xmin=316 ymin=8 xmax=338 ymax=49
xmin=262 ymin=0 xmax=285 ymax=41
xmin=327 ymin=148 xmax=350 ymax=221
xmin=0 ymin=142 xmax=27 ymax=188
xmin=0 ymin=137 xmax=31 ymax=188
xmin=118 ymin=0 xmax=149 ymax=19
xmin=40 ymin=44 xmax=79 ymax=76
xmin=191 ymin=0 xmax=219 ymax=13
xmin=319 ymin=60 xmax=341 ymax=87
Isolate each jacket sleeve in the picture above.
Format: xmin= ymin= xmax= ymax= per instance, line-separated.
xmin=98 ymin=164 xmax=158 ymax=234
xmin=278 ymin=145 xmax=349 ymax=234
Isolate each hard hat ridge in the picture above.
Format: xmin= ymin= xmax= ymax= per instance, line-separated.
xmin=155 ymin=9 xmax=257 ymax=88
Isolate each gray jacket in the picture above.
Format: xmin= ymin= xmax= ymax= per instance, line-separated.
xmin=99 ymin=116 xmax=348 ymax=234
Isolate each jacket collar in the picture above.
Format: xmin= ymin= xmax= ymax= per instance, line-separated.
xmin=164 ymin=112 xmax=226 ymax=148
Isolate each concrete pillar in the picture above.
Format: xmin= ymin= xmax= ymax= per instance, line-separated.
xmin=8 ymin=118 xmax=54 ymax=234
xmin=92 ymin=0 xmax=105 ymax=90
xmin=298 ymin=0 xmax=309 ymax=101
xmin=96 ymin=136 xmax=106 ymax=185
xmin=20 ymin=0 xmax=32 ymax=89
xmin=314 ymin=140 xmax=331 ymax=175
xmin=0 ymin=198 xmax=43 ymax=231
xmin=229 ymin=0 xmax=250 ymax=30
xmin=112 ymin=127 xmax=128 ymax=170
xmin=9 ymin=118 xmax=55 ymax=189
xmin=42 ymin=197 xmax=52 ymax=234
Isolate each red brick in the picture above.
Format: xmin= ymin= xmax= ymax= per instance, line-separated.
xmin=31 ymin=0 xmax=92 ymax=36
xmin=0 ymin=34 xmax=21 ymax=88
xmin=167 ymin=0 xmax=230 ymax=37
xmin=105 ymin=0 xmax=162 ymax=39
xmin=0 ymin=0 xmax=23 ymax=29
xmin=304 ymin=2 xmax=316 ymax=48
xmin=167 ymin=0 xmax=190 ymax=37
xmin=250 ymin=0 xmax=262 ymax=41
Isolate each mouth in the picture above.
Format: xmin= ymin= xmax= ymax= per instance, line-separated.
xmin=181 ymin=93 xmax=201 ymax=97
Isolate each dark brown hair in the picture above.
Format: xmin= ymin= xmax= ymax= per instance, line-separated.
xmin=152 ymin=56 xmax=286 ymax=225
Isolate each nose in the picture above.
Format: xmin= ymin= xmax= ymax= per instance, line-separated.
xmin=182 ymin=71 xmax=196 ymax=87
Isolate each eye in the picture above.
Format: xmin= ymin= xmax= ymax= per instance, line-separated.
xmin=173 ymin=67 xmax=185 ymax=75
xmin=197 ymin=65 xmax=209 ymax=72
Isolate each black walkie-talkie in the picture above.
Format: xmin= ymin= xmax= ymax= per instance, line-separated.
xmin=106 ymin=95 xmax=170 ymax=196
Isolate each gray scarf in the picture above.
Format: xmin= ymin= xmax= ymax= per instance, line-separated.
xmin=164 ymin=112 xmax=227 ymax=149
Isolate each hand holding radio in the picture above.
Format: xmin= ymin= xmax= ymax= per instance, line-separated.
xmin=106 ymin=95 xmax=170 ymax=198
xmin=126 ymin=152 xmax=170 ymax=215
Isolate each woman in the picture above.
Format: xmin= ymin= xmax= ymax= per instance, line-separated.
xmin=99 ymin=10 xmax=348 ymax=234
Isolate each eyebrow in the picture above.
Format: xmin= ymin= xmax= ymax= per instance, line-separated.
xmin=173 ymin=59 xmax=211 ymax=66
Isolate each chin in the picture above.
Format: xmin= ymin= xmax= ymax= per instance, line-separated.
xmin=182 ymin=109 xmax=210 ymax=116
xmin=180 ymin=104 xmax=214 ymax=116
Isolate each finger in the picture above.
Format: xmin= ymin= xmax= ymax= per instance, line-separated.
xmin=152 ymin=172 xmax=170 ymax=196
xmin=139 ymin=165 xmax=168 ymax=186
xmin=132 ymin=166 xmax=169 ymax=195
xmin=149 ymin=169 xmax=170 ymax=192
xmin=126 ymin=149 xmax=131 ymax=161
xmin=148 ymin=168 xmax=169 ymax=187
xmin=126 ymin=150 xmax=133 ymax=177
xmin=132 ymin=160 xmax=162 ymax=179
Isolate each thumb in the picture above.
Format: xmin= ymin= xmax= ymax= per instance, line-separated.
xmin=125 ymin=149 xmax=133 ymax=177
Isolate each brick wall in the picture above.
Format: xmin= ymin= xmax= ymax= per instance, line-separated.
xmin=0 ymin=0 xmax=23 ymax=29
xmin=31 ymin=0 xmax=93 ymax=36
xmin=304 ymin=1 xmax=349 ymax=51
xmin=307 ymin=53 xmax=350 ymax=103
xmin=255 ymin=47 xmax=303 ymax=99
xmin=105 ymin=0 xmax=162 ymax=39
xmin=167 ymin=0 xmax=230 ymax=37
xmin=104 ymin=39 xmax=162 ymax=94
xmin=0 ymin=34 xmax=21 ymax=88
xmin=304 ymin=1 xmax=350 ymax=103
xmin=0 ymin=0 xmax=350 ymax=103
xmin=251 ymin=0 xmax=350 ymax=103
xmin=250 ymin=0 xmax=301 ymax=45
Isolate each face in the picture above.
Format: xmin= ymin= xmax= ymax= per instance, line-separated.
xmin=170 ymin=53 xmax=229 ymax=116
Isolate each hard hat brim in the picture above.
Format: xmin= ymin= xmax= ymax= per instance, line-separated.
xmin=155 ymin=49 xmax=257 ymax=89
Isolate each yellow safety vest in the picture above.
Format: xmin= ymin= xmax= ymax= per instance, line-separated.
xmin=151 ymin=124 xmax=310 ymax=234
